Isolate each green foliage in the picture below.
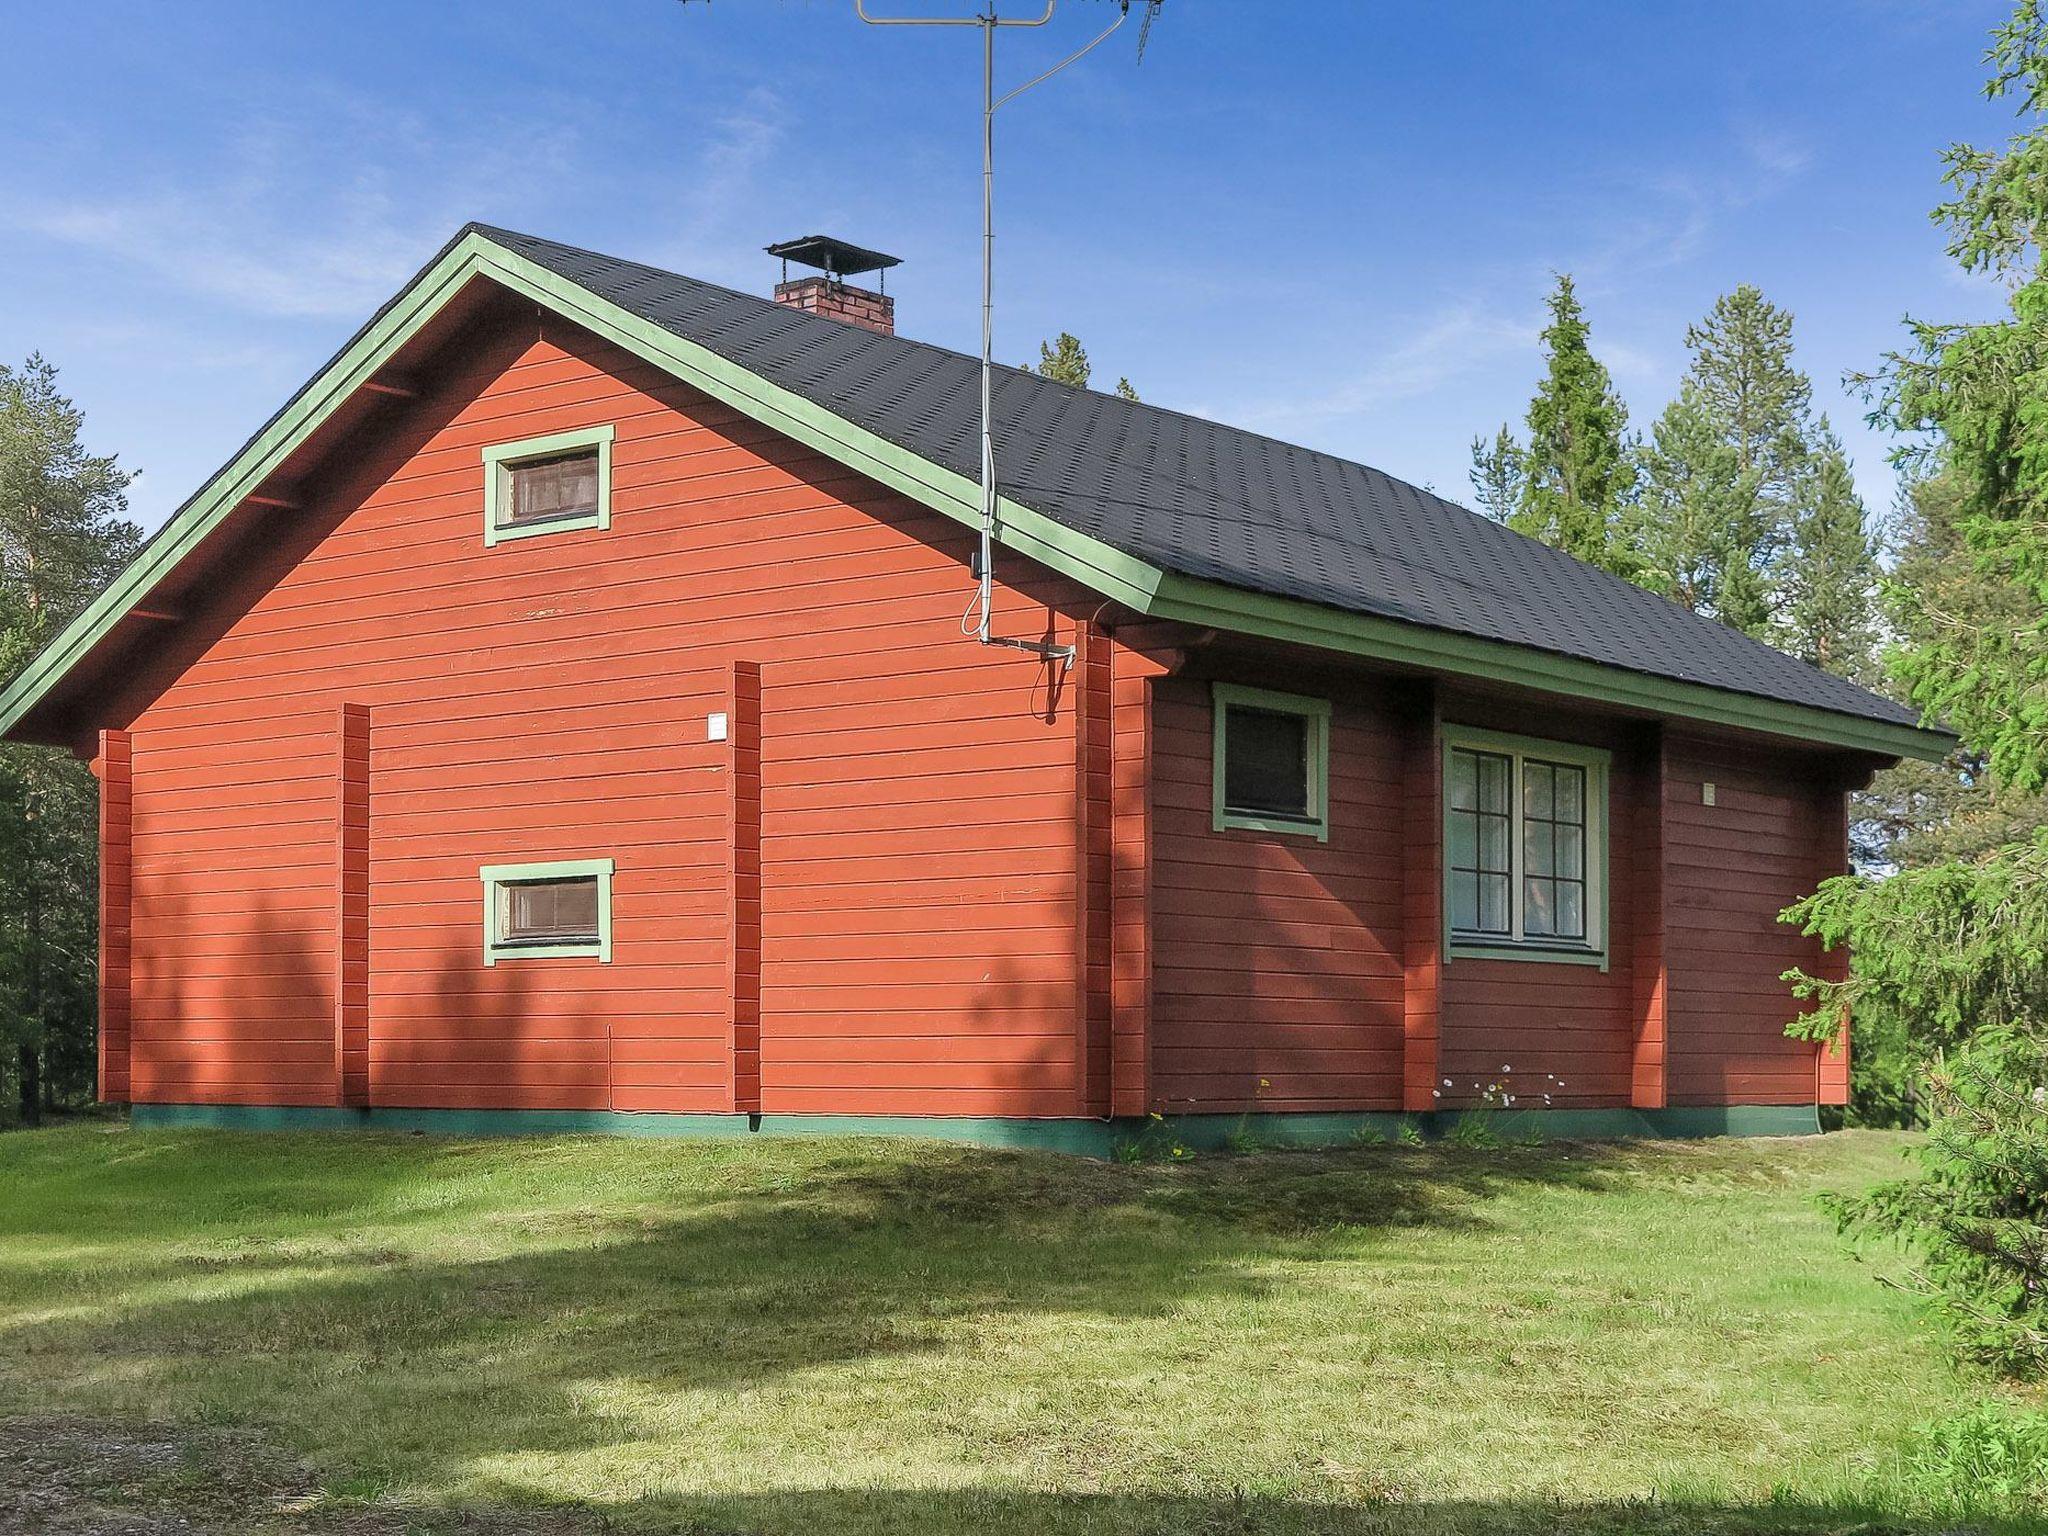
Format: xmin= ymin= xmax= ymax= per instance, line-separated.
xmin=0 ymin=355 xmax=138 ymax=1122
xmin=1785 ymin=832 xmax=2048 ymax=1368
xmin=1443 ymin=1113 xmax=1501 ymax=1149
xmin=1865 ymin=2 xmax=2048 ymax=794
xmin=1030 ymin=331 xmax=1140 ymax=401
xmin=1032 ymin=331 xmax=1092 ymax=387
xmin=1467 ymin=423 xmax=1525 ymax=523
xmin=1829 ymin=1033 xmax=2048 ymax=1378
xmin=1632 ymin=286 xmax=1878 ymax=670
xmin=1779 ymin=422 xmax=1879 ymax=675
xmin=1784 ymin=833 xmax=2048 ymax=1055
xmin=1856 ymin=467 xmax=2048 ymax=874
xmin=1885 ymin=1401 xmax=2048 ymax=1514
xmin=1496 ymin=274 xmax=1640 ymax=578
xmin=1860 ymin=753 xmax=2048 ymax=871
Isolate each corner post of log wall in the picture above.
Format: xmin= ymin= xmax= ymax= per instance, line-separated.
xmin=1074 ymin=621 xmax=1114 ymax=1117
xmin=1628 ymin=723 xmax=1669 ymax=1110
xmin=1399 ymin=682 xmax=1443 ymax=1113
xmin=1108 ymin=643 xmax=1159 ymax=1117
xmin=1814 ymin=770 xmax=1853 ymax=1107
xmin=335 ymin=704 xmax=370 ymax=1108
xmin=726 ymin=661 xmax=763 ymax=1116
xmin=95 ymin=730 xmax=133 ymax=1106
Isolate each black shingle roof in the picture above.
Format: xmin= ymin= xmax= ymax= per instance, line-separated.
xmin=480 ymin=225 xmax=1923 ymax=734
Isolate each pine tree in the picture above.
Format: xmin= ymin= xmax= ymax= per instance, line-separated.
xmin=1638 ymin=286 xmax=1813 ymax=638
xmin=1467 ymin=425 xmax=1524 ymax=523
xmin=1779 ymin=420 xmax=1878 ymax=676
xmin=0 ymin=356 xmax=139 ymax=1123
xmin=1030 ymin=332 xmax=1139 ymax=400
xmin=1033 ymin=332 xmax=1092 ymax=387
xmin=1509 ymin=275 xmax=1638 ymax=577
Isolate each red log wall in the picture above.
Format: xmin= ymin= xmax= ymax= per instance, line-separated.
xmin=113 ymin=315 xmax=1110 ymax=1115
xmin=101 ymin=305 xmax=1861 ymax=1119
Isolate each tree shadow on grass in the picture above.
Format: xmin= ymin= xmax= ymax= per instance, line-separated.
xmin=0 ymin=1137 xmax=1635 ymax=1480
xmin=0 ymin=1134 xmax=1865 ymax=1530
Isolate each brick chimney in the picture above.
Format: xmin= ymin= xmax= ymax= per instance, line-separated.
xmin=765 ymin=235 xmax=901 ymax=336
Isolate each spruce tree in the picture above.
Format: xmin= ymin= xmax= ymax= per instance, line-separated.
xmin=1513 ymin=274 xmax=1637 ymax=576
xmin=1779 ymin=419 xmax=1878 ymax=676
xmin=1467 ymin=425 xmax=1524 ymax=523
xmin=0 ymin=356 xmax=138 ymax=1123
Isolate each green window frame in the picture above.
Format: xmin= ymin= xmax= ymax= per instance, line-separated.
xmin=1211 ymin=682 xmax=1332 ymax=842
xmin=1442 ymin=727 xmax=1609 ymax=968
xmin=481 ymin=424 xmax=615 ymax=547
xmin=480 ymin=857 xmax=615 ymax=965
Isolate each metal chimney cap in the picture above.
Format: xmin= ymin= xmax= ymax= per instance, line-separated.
xmin=764 ymin=235 xmax=903 ymax=279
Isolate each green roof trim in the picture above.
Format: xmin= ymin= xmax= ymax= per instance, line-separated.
xmin=0 ymin=228 xmax=1953 ymax=763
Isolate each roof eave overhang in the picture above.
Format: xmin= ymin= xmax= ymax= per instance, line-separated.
xmin=0 ymin=229 xmax=1955 ymax=766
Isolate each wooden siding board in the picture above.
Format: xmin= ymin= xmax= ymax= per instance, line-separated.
xmin=1401 ymin=686 xmax=1443 ymax=1113
xmin=1109 ymin=648 xmax=1158 ymax=1116
xmin=1629 ymin=725 xmax=1668 ymax=1109
xmin=727 ymin=661 xmax=762 ymax=1114
xmin=335 ymin=704 xmax=371 ymax=1106
xmin=96 ymin=731 xmax=134 ymax=1104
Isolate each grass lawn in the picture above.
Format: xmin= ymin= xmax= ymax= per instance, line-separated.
xmin=0 ymin=1124 xmax=2039 ymax=1534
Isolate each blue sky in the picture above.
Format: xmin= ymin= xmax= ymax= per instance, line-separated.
xmin=0 ymin=0 xmax=2020 ymax=534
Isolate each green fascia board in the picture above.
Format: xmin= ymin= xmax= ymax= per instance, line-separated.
xmin=1145 ymin=572 xmax=1952 ymax=762
xmin=0 ymin=228 xmax=1954 ymax=766
xmin=127 ymin=1101 xmax=1823 ymax=1153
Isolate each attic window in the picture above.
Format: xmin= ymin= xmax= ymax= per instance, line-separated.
xmin=1211 ymin=682 xmax=1331 ymax=842
xmin=481 ymin=425 xmax=615 ymax=547
xmin=481 ymin=858 xmax=614 ymax=964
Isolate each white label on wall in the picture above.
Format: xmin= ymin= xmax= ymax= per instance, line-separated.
xmin=1701 ymin=781 xmax=1716 ymax=806
xmin=707 ymin=712 xmax=729 ymax=743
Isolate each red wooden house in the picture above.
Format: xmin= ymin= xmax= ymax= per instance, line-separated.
xmin=0 ymin=227 xmax=1949 ymax=1149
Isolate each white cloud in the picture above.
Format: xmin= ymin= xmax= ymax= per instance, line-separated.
xmin=6 ymin=87 xmax=584 ymax=319
xmin=1227 ymin=303 xmax=1540 ymax=439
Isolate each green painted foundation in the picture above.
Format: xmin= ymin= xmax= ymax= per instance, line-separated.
xmin=128 ymin=1101 xmax=1822 ymax=1156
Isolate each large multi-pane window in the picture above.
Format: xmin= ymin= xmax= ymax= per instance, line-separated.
xmin=1445 ymin=732 xmax=1606 ymax=961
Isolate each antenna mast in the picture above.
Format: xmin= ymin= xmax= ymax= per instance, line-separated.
xmin=856 ymin=0 xmax=1150 ymax=665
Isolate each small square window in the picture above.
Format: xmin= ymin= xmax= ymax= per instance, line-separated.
xmin=1211 ymin=683 xmax=1330 ymax=841
xmin=482 ymin=425 xmax=615 ymax=547
xmin=481 ymin=858 xmax=614 ymax=963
